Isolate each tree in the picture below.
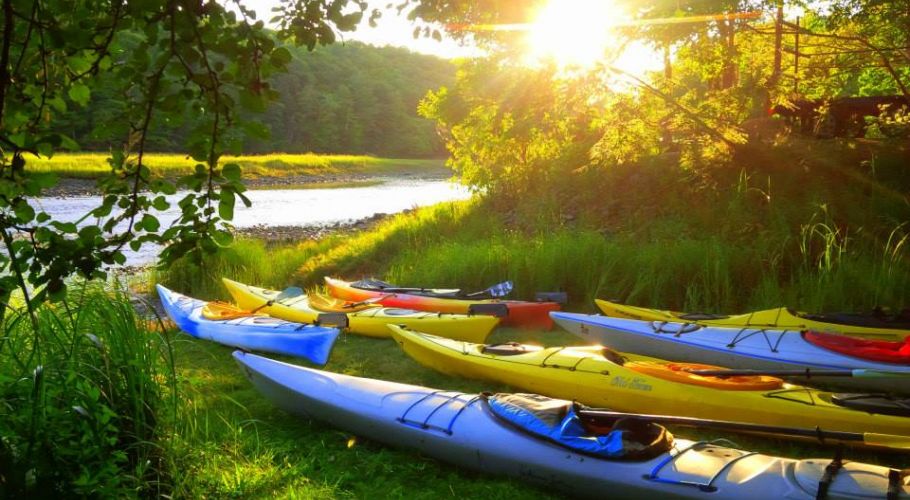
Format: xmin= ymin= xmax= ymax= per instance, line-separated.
xmin=0 ymin=0 xmax=372 ymax=314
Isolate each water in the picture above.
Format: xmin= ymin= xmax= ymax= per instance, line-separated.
xmin=32 ymin=179 xmax=471 ymax=265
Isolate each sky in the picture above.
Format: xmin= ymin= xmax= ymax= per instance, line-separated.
xmin=235 ymin=0 xmax=664 ymax=76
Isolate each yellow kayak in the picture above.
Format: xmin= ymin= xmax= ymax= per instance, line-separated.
xmin=223 ymin=278 xmax=499 ymax=341
xmin=389 ymin=326 xmax=910 ymax=438
xmin=596 ymin=299 xmax=910 ymax=340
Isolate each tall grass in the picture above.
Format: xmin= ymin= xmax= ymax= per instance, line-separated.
xmin=0 ymin=284 xmax=176 ymax=497
xmin=25 ymin=153 xmax=446 ymax=179
xmin=153 ymin=237 xmax=343 ymax=300
xmin=158 ymin=196 xmax=909 ymax=315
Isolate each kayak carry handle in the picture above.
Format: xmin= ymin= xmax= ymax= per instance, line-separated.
xmin=316 ymin=313 xmax=349 ymax=328
xmin=535 ymin=292 xmax=568 ymax=304
xmin=468 ymin=303 xmax=509 ymax=318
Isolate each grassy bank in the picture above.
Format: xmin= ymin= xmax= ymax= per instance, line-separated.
xmin=149 ymin=136 xmax=910 ymax=496
xmin=165 ymin=327 xmax=909 ymax=498
xmin=26 ymin=153 xmax=447 ymax=179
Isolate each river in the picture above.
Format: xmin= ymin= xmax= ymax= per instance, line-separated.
xmin=31 ymin=178 xmax=471 ymax=265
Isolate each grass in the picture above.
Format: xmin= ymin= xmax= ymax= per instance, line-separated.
xmin=34 ymin=135 xmax=910 ymax=496
xmin=166 ymin=331 xmax=557 ymax=498
xmin=152 ymin=177 xmax=910 ymax=495
xmin=0 ymin=285 xmax=176 ymax=497
xmin=165 ymin=326 xmax=910 ymax=498
xmin=25 ymin=153 xmax=447 ymax=180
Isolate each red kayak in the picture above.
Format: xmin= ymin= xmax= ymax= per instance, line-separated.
xmin=325 ymin=277 xmax=560 ymax=330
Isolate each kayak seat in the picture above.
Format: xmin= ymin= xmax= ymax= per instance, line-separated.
xmin=202 ymin=301 xmax=262 ymax=320
xmin=482 ymin=343 xmax=544 ymax=356
xmin=309 ymin=293 xmax=379 ymax=313
xmin=831 ymin=394 xmax=910 ymax=417
xmin=626 ymin=362 xmax=784 ymax=391
xmin=804 ymin=330 xmax=910 ymax=365
xmin=485 ymin=393 xmax=673 ymax=461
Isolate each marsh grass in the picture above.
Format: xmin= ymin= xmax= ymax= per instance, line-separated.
xmin=25 ymin=153 xmax=446 ymax=179
xmin=0 ymin=284 xmax=176 ymax=497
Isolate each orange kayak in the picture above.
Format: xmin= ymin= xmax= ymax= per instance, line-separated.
xmin=325 ymin=277 xmax=560 ymax=330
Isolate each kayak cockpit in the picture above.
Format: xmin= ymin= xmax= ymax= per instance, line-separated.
xmin=484 ymin=393 xmax=673 ymax=461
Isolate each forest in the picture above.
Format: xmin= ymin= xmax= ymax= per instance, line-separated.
xmin=55 ymin=42 xmax=454 ymax=157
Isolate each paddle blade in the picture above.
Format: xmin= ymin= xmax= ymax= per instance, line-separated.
xmin=864 ymin=432 xmax=910 ymax=450
xmin=485 ymin=281 xmax=513 ymax=298
xmin=276 ymin=286 xmax=304 ymax=301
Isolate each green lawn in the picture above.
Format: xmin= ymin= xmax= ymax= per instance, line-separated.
xmin=167 ymin=325 xmax=909 ymax=498
xmin=25 ymin=153 xmax=447 ymax=179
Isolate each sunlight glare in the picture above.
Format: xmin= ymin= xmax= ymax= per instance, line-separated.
xmin=527 ymin=0 xmax=628 ymax=68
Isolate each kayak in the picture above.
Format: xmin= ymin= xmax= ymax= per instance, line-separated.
xmin=551 ymin=312 xmax=910 ymax=395
xmin=157 ymin=285 xmax=339 ymax=364
xmin=234 ymin=350 xmax=910 ymax=499
xmin=596 ymin=299 xmax=910 ymax=340
xmin=324 ymin=277 xmax=560 ymax=330
xmin=223 ymin=278 xmax=498 ymax=342
xmin=388 ymin=327 xmax=910 ymax=438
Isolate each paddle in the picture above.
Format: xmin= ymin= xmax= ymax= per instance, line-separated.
xmin=576 ymin=409 xmax=910 ymax=450
xmin=343 ymin=295 xmax=392 ymax=309
xmin=688 ymin=368 xmax=910 ymax=379
xmin=251 ymin=286 xmax=305 ymax=313
xmin=355 ymin=280 xmax=514 ymax=299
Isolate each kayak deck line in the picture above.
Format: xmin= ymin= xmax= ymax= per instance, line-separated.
xmin=396 ymin=390 xmax=481 ymax=435
xmin=650 ymin=320 xmax=801 ymax=353
xmin=560 ymin=313 xmax=853 ymax=369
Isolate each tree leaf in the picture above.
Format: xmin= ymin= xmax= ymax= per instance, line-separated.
xmin=67 ymin=83 xmax=91 ymax=106
xmin=218 ymin=191 xmax=236 ymax=220
xmin=222 ymin=163 xmax=242 ymax=182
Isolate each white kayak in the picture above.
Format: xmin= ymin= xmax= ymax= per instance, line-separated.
xmin=551 ymin=311 xmax=910 ymax=395
xmin=235 ymin=350 xmax=909 ymax=500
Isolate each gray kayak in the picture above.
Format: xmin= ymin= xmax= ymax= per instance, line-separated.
xmin=551 ymin=311 xmax=910 ymax=395
xmin=234 ymin=350 xmax=909 ymax=499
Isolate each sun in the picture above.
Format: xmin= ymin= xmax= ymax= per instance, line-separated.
xmin=526 ymin=0 xmax=629 ymax=68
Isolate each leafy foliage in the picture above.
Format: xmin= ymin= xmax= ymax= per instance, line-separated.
xmin=0 ymin=0 xmax=378 ymax=310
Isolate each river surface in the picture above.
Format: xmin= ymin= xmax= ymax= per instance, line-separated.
xmin=32 ymin=178 xmax=471 ymax=265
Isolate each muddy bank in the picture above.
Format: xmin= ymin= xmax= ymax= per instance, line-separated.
xmin=232 ymin=209 xmax=412 ymax=243
xmin=107 ymin=209 xmax=413 ymax=275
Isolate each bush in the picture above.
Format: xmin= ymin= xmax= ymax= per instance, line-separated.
xmin=0 ymin=286 xmax=176 ymax=497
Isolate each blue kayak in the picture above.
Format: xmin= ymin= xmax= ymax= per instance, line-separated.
xmin=234 ymin=350 xmax=909 ymax=499
xmin=157 ymin=285 xmax=340 ymax=364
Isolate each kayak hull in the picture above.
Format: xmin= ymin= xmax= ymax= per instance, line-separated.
xmin=325 ymin=277 xmax=559 ymax=329
xmin=223 ymin=278 xmax=498 ymax=342
xmin=551 ymin=312 xmax=910 ymax=395
xmin=235 ymin=350 xmax=908 ymax=500
xmin=389 ymin=327 xmax=910 ymax=438
xmin=157 ymin=285 xmax=339 ymax=364
xmin=596 ymin=299 xmax=910 ymax=340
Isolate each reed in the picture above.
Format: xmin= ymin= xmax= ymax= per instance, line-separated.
xmin=0 ymin=283 xmax=176 ymax=497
